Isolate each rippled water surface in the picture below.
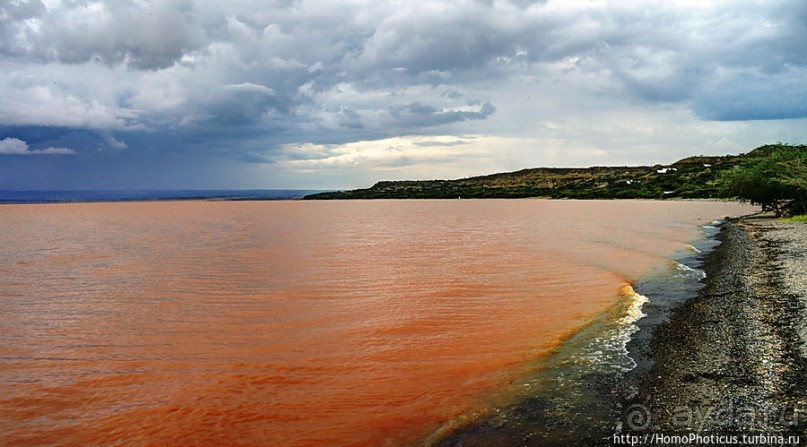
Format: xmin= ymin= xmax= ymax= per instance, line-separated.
xmin=0 ymin=199 xmax=754 ymax=446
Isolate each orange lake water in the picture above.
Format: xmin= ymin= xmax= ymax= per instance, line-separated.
xmin=0 ymin=199 xmax=755 ymax=446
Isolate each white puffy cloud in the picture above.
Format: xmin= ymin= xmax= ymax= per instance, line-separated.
xmin=100 ymin=134 xmax=127 ymax=151
xmin=0 ymin=137 xmax=75 ymax=155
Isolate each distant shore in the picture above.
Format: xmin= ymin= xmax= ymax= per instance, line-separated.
xmin=0 ymin=190 xmax=328 ymax=204
xmin=433 ymin=216 xmax=807 ymax=446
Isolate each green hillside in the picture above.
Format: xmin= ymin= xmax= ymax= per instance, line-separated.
xmin=304 ymin=144 xmax=804 ymax=201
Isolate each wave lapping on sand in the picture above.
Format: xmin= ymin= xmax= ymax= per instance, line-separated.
xmin=433 ymin=217 xmax=807 ymax=446
xmin=629 ymin=217 xmax=807 ymax=439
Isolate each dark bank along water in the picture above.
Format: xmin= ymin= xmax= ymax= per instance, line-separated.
xmin=427 ymin=220 xmax=728 ymax=446
xmin=0 ymin=189 xmax=325 ymax=204
xmin=0 ymin=199 xmax=754 ymax=446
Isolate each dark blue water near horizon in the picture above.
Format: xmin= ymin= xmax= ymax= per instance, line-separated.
xmin=0 ymin=189 xmax=329 ymax=204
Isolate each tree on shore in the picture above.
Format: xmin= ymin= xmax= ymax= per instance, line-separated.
xmin=719 ymin=144 xmax=807 ymax=217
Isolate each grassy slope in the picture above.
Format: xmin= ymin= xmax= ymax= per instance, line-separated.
xmin=302 ymin=145 xmax=778 ymax=200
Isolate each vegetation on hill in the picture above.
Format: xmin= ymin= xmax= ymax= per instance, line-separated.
xmin=719 ymin=144 xmax=806 ymax=216
xmin=304 ymin=144 xmax=806 ymax=215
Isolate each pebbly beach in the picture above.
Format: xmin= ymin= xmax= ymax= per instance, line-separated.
xmin=625 ymin=216 xmax=807 ymax=443
xmin=433 ymin=215 xmax=807 ymax=446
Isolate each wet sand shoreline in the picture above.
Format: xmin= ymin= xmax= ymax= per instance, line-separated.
xmin=433 ymin=216 xmax=807 ymax=446
xmin=624 ymin=217 xmax=807 ymax=442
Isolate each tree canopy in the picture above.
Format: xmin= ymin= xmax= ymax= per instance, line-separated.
xmin=719 ymin=144 xmax=807 ymax=217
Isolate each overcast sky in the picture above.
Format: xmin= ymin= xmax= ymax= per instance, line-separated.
xmin=1 ymin=0 xmax=806 ymax=190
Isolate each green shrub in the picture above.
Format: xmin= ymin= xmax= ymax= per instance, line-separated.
xmin=719 ymin=145 xmax=807 ymax=216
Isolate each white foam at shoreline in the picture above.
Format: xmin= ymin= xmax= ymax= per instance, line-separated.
xmin=611 ymin=284 xmax=650 ymax=372
xmin=560 ymin=284 xmax=650 ymax=374
xmin=672 ymin=260 xmax=707 ymax=280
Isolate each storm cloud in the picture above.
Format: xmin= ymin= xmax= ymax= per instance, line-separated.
xmin=1 ymin=0 xmax=806 ymax=189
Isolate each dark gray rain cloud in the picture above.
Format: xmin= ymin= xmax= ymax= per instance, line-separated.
xmin=388 ymin=102 xmax=496 ymax=129
xmin=2 ymin=0 xmax=205 ymax=69
xmin=1 ymin=0 xmax=807 ymax=188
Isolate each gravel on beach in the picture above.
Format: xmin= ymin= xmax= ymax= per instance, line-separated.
xmin=434 ymin=216 xmax=807 ymax=446
xmin=629 ymin=217 xmax=807 ymax=440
